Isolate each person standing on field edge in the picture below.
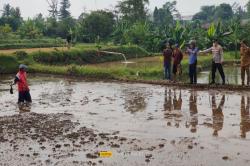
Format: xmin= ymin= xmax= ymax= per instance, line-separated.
xmin=240 ymin=40 xmax=250 ymax=86
xmin=201 ymin=39 xmax=225 ymax=85
xmin=186 ymin=40 xmax=199 ymax=84
xmin=173 ymin=44 xmax=183 ymax=82
xmin=163 ymin=43 xmax=173 ymax=80
xmin=11 ymin=64 xmax=32 ymax=104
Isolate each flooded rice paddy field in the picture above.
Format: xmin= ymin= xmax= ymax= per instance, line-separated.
xmin=91 ymin=56 xmax=242 ymax=85
xmin=0 ymin=74 xmax=250 ymax=166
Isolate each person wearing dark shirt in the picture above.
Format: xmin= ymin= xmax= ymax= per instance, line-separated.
xmin=163 ymin=43 xmax=173 ymax=80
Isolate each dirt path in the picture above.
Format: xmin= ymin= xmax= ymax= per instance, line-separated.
xmin=0 ymin=47 xmax=67 ymax=54
xmin=117 ymin=78 xmax=250 ymax=91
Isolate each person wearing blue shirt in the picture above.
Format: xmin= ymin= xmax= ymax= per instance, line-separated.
xmin=186 ymin=40 xmax=199 ymax=84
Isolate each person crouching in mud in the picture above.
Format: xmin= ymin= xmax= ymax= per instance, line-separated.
xmin=11 ymin=64 xmax=32 ymax=104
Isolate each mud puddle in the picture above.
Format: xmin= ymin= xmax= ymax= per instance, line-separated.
xmin=0 ymin=74 xmax=250 ymax=166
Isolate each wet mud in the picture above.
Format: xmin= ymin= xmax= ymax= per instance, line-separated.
xmin=0 ymin=74 xmax=250 ymax=166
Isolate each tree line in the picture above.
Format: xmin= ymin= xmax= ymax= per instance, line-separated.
xmin=1 ymin=0 xmax=250 ymax=52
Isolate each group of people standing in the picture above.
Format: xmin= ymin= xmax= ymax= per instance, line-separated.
xmin=163 ymin=39 xmax=250 ymax=86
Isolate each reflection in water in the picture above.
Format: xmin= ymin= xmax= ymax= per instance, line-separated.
xmin=123 ymin=88 xmax=147 ymax=113
xmin=240 ymin=96 xmax=250 ymax=138
xmin=212 ymin=95 xmax=225 ymax=137
xmin=189 ymin=91 xmax=198 ymax=133
xmin=173 ymin=90 xmax=182 ymax=111
xmin=164 ymin=89 xmax=172 ymax=112
xmin=164 ymin=89 xmax=183 ymax=127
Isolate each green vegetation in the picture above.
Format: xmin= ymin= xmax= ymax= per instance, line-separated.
xmin=0 ymin=0 xmax=247 ymax=82
xmin=31 ymin=45 xmax=150 ymax=65
xmin=1 ymin=1 xmax=250 ymax=53
xmin=0 ymin=38 xmax=64 ymax=50
xmin=0 ymin=55 xmax=19 ymax=73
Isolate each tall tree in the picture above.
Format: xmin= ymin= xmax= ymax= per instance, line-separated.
xmin=153 ymin=1 xmax=178 ymax=28
xmin=0 ymin=4 xmax=22 ymax=31
xmin=18 ymin=19 xmax=42 ymax=39
xmin=214 ymin=3 xmax=233 ymax=20
xmin=59 ymin=0 xmax=71 ymax=20
xmin=2 ymin=4 xmax=11 ymax=17
xmin=192 ymin=5 xmax=216 ymax=22
xmin=246 ymin=0 xmax=250 ymax=18
xmin=46 ymin=0 xmax=58 ymax=19
xmin=116 ymin=0 xmax=149 ymax=23
xmin=79 ymin=10 xmax=115 ymax=42
xmin=193 ymin=4 xmax=233 ymax=22
xmin=34 ymin=13 xmax=46 ymax=34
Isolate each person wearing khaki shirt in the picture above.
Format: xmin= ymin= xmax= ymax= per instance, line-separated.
xmin=240 ymin=40 xmax=250 ymax=86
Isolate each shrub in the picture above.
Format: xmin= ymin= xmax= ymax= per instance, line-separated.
xmin=67 ymin=65 xmax=79 ymax=75
xmin=0 ymin=55 xmax=18 ymax=73
xmin=14 ymin=51 xmax=28 ymax=60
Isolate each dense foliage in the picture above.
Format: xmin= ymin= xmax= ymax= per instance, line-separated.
xmin=0 ymin=0 xmax=250 ymax=52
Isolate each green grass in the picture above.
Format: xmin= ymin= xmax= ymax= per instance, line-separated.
xmin=0 ymin=38 xmax=65 ymax=50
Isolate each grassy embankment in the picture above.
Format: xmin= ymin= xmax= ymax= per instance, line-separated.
xmin=0 ymin=38 xmax=64 ymax=50
xmin=0 ymin=44 xmax=239 ymax=81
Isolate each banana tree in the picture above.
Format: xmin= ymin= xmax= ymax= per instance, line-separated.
xmin=229 ymin=18 xmax=241 ymax=59
xmin=172 ymin=21 xmax=186 ymax=49
xmin=164 ymin=21 xmax=187 ymax=49
xmin=206 ymin=21 xmax=232 ymax=46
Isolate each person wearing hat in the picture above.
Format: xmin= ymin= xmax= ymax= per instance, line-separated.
xmin=186 ymin=40 xmax=199 ymax=84
xmin=200 ymin=39 xmax=225 ymax=85
xmin=11 ymin=64 xmax=32 ymax=104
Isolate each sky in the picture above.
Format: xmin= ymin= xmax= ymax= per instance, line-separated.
xmin=0 ymin=0 xmax=249 ymax=18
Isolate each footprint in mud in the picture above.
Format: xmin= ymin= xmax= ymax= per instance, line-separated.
xmin=81 ymin=96 xmax=89 ymax=105
xmin=93 ymin=98 xmax=101 ymax=103
xmin=88 ymin=112 xmax=98 ymax=116
xmin=86 ymin=152 xmax=99 ymax=159
xmin=106 ymin=97 xmax=116 ymax=101
xmin=145 ymin=154 xmax=153 ymax=163
xmin=147 ymin=116 xmax=154 ymax=120
xmin=222 ymin=156 xmax=229 ymax=160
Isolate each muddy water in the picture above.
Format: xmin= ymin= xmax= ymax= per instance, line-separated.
xmin=199 ymin=65 xmax=241 ymax=85
xmin=0 ymin=74 xmax=250 ymax=166
xmin=89 ymin=56 xmax=162 ymax=69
